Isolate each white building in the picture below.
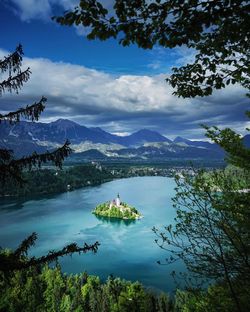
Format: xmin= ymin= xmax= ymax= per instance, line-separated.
xmin=115 ymin=193 xmax=120 ymax=207
xmin=109 ymin=193 xmax=121 ymax=209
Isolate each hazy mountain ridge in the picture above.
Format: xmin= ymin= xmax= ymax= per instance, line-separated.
xmin=0 ymin=119 xmax=226 ymax=160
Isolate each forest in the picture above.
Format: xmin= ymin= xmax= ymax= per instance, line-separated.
xmin=0 ymin=264 xmax=173 ymax=312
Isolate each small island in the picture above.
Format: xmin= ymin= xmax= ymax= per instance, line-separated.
xmin=93 ymin=194 xmax=142 ymax=220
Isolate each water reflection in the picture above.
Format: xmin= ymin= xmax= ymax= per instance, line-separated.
xmin=0 ymin=199 xmax=25 ymax=211
xmin=0 ymin=193 xmax=58 ymax=212
xmin=95 ymin=215 xmax=136 ymax=226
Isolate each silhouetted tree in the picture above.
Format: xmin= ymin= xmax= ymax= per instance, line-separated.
xmin=0 ymin=45 xmax=72 ymax=185
xmin=0 ymin=46 xmax=99 ymax=275
xmin=55 ymin=0 xmax=250 ymax=98
xmin=0 ymin=232 xmax=99 ymax=274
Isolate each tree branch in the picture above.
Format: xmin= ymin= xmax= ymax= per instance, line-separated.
xmin=0 ymin=96 xmax=46 ymax=123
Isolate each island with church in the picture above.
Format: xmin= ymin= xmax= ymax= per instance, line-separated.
xmin=92 ymin=194 xmax=142 ymax=220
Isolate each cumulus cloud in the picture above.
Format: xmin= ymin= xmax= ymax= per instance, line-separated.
xmin=5 ymin=0 xmax=114 ymax=39
xmin=9 ymin=0 xmax=53 ymax=21
xmin=0 ymin=49 xmax=248 ymax=139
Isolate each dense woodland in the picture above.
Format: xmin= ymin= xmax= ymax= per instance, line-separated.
xmin=0 ymin=161 xmax=227 ymax=198
xmin=0 ymin=164 xmax=115 ymax=197
xmin=0 ymin=265 xmax=174 ymax=312
xmin=1 ymin=263 xmax=249 ymax=312
xmin=0 ymin=163 xmax=170 ymax=197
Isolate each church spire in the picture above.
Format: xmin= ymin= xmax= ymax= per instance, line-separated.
xmin=116 ymin=193 xmax=120 ymax=207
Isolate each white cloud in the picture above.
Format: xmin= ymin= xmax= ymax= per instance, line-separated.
xmin=112 ymin=132 xmax=131 ymax=137
xmin=7 ymin=0 xmax=114 ymax=37
xmin=172 ymin=46 xmax=196 ymax=66
xmin=8 ymin=0 xmax=112 ymax=22
xmin=0 ymin=49 xmax=187 ymax=114
xmin=10 ymin=0 xmax=52 ymax=21
xmin=0 ymin=48 xmax=248 ymax=138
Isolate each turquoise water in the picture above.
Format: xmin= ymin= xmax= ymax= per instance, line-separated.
xmin=0 ymin=176 xmax=183 ymax=292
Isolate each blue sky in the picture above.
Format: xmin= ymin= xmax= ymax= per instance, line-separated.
xmin=0 ymin=0 xmax=176 ymax=75
xmin=0 ymin=0 xmax=249 ymax=139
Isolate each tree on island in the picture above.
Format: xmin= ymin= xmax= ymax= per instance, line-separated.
xmin=93 ymin=197 xmax=142 ymax=220
xmin=0 ymin=46 xmax=99 ymax=275
xmin=54 ymin=2 xmax=250 ymax=311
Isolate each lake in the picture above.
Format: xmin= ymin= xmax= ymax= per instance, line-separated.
xmin=0 ymin=176 xmax=184 ymax=292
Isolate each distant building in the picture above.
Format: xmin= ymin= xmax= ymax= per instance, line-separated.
xmin=116 ymin=193 xmax=120 ymax=207
xmin=109 ymin=193 xmax=121 ymax=209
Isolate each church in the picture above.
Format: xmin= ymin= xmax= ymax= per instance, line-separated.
xmin=109 ymin=193 xmax=121 ymax=209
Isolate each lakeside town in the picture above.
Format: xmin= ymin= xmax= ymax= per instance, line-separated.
xmin=0 ymin=161 xmax=223 ymax=198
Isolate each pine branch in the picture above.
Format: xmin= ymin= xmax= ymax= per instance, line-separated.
xmin=13 ymin=140 xmax=73 ymax=169
xmin=0 ymin=46 xmax=89 ymax=278
xmin=14 ymin=233 xmax=38 ymax=258
xmin=0 ymin=232 xmax=100 ymax=273
xmin=0 ymin=141 xmax=73 ymax=185
xmin=0 ymin=68 xmax=31 ymax=95
xmin=0 ymin=97 xmax=46 ymax=123
xmin=0 ymin=44 xmax=23 ymax=75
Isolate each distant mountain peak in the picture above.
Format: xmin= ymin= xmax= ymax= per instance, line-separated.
xmin=52 ymin=119 xmax=78 ymax=127
xmin=0 ymin=118 xmax=225 ymax=160
xmin=134 ymin=129 xmax=160 ymax=134
xmin=174 ymin=136 xmax=190 ymax=143
xmin=122 ymin=128 xmax=171 ymax=146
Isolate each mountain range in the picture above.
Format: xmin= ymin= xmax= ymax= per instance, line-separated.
xmin=0 ymin=119 xmax=226 ymax=161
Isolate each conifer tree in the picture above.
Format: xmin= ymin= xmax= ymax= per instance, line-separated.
xmin=0 ymin=45 xmax=72 ymax=185
xmin=0 ymin=46 xmax=99 ymax=274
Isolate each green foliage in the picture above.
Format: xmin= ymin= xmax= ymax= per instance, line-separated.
xmin=204 ymin=115 xmax=250 ymax=170
xmin=0 ymin=164 xmax=116 ymax=197
xmin=0 ymin=141 xmax=72 ymax=186
xmin=1 ymin=162 xmax=222 ymax=197
xmin=154 ymin=169 xmax=250 ymax=284
xmin=93 ymin=201 xmax=141 ymax=220
xmin=0 ymin=266 xmax=173 ymax=312
xmin=154 ymin=117 xmax=250 ymax=311
xmin=174 ymin=282 xmax=250 ymax=312
xmin=55 ymin=1 xmax=250 ymax=98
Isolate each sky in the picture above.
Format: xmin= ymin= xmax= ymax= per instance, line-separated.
xmin=0 ymin=0 xmax=249 ymax=139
